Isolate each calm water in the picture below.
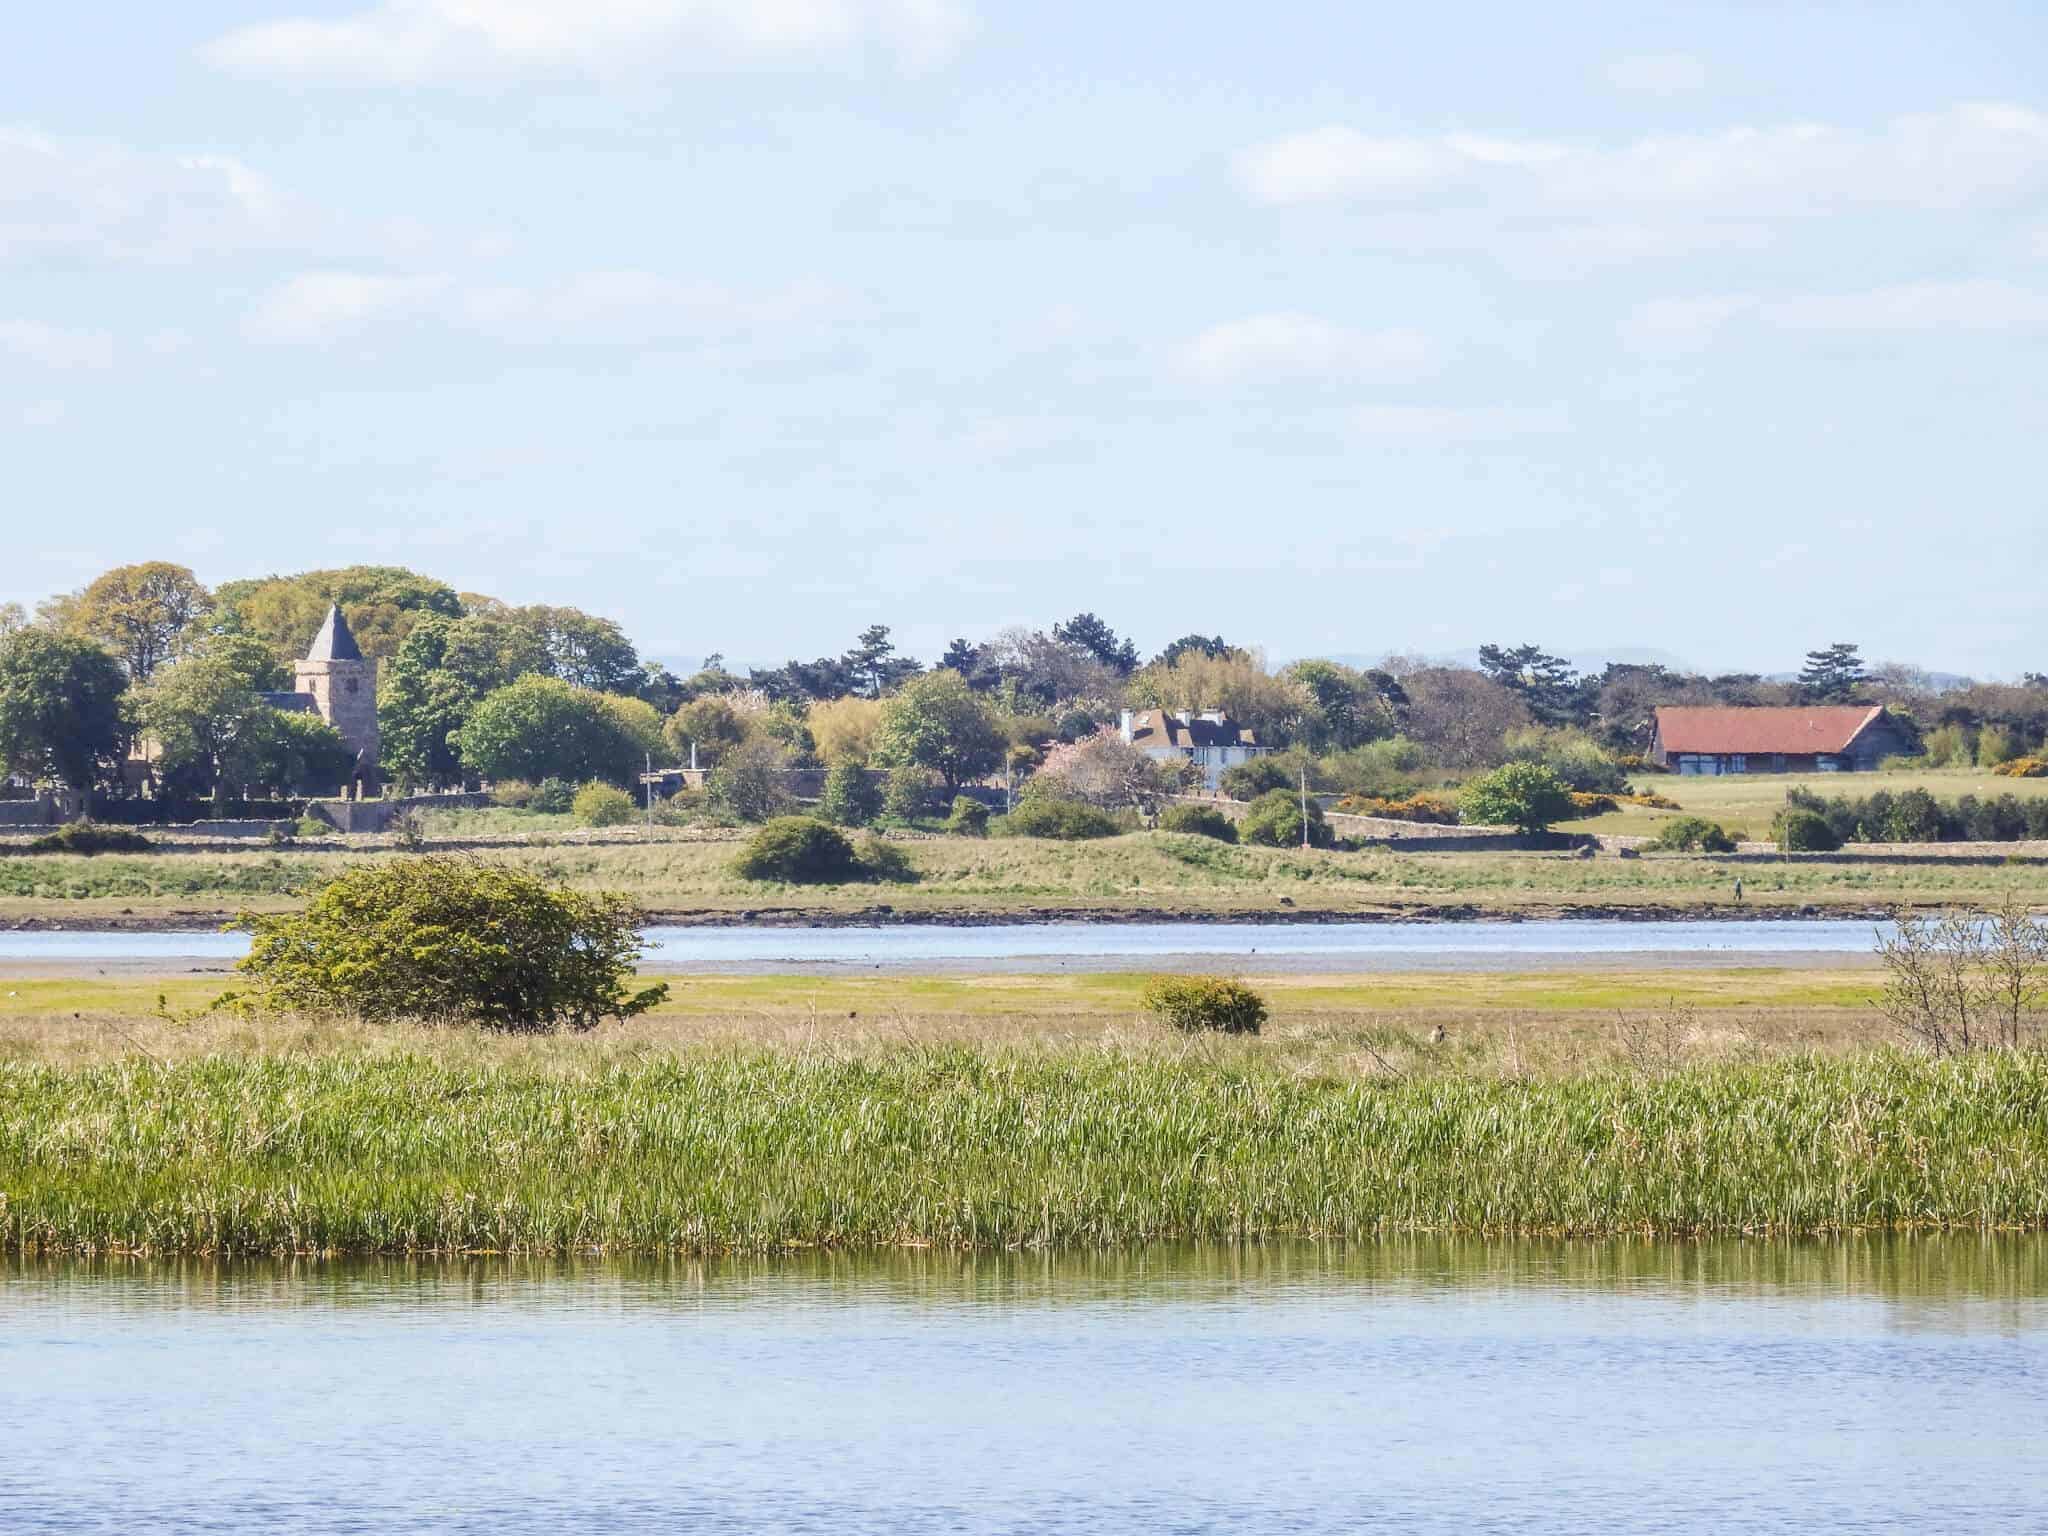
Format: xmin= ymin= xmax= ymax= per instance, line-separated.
xmin=5 ymin=1240 xmax=2045 ymax=1532
xmin=0 ymin=918 xmax=1888 ymax=972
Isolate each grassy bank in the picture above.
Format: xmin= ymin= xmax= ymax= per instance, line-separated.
xmin=5 ymin=1043 xmax=2045 ymax=1255
xmin=3 ymin=831 xmax=2045 ymax=925
xmin=1577 ymin=766 xmax=2048 ymax=838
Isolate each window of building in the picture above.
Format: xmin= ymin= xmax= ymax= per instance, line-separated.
xmin=346 ymin=678 xmax=359 ymax=695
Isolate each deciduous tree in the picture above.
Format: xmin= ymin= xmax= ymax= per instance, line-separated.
xmin=0 ymin=630 xmax=129 ymax=802
xmin=873 ymin=669 xmax=1005 ymax=792
xmin=66 ymin=561 xmax=212 ymax=679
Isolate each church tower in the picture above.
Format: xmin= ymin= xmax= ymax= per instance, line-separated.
xmin=294 ymin=605 xmax=379 ymax=783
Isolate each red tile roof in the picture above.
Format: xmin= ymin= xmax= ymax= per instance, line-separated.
xmin=1127 ymin=710 xmax=1258 ymax=749
xmin=1653 ymin=705 xmax=1885 ymax=756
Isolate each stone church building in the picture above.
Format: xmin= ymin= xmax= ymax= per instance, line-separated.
xmin=263 ymin=604 xmax=380 ymax=793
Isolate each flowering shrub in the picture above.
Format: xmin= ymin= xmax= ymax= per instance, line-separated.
xmin=1334 ymin=792 xmax=1460 ymax=825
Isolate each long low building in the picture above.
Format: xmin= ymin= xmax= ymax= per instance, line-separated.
xmin=1648 ymin=705 xmax=1917 ymax=775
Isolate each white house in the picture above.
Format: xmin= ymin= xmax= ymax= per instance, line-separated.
xmin=1119 ymin=709 xmax=1264 ymax=792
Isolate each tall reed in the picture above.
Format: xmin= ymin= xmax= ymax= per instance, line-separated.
xmin=5 ymin=1046 xmax=2047 ymax=1255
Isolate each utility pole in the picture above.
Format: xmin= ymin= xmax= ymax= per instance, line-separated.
xmin=644 ymin=752 xmax=653 ymax=838
xmin=1300 ymin=760 xmax=1310 ymax=850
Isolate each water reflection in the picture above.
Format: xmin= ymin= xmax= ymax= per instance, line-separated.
xmin=6 ymin=1239 xmax=2046 ymax=1534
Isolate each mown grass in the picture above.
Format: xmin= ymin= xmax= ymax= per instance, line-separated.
xmin=1575 ymin=766 xmax=2048 ymax=838
xmin=4 ymin=1043 xmax=2045 ymax=1256
xmin=4 ymin=831 xmax=2046 ymax=922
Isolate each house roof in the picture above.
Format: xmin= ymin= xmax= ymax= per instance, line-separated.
xmin=258 ymin=691 xmax=318 ymax=714
xmin=1654 ymin=705 xmax=1886 ymax=756
xmin=1128 ymin=709 xmax=1257 ymax=749
xmin=305 ymin=603 xmax=363 ymax=663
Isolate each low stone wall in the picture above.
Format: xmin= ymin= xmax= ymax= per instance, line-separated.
xmin=1165 ymin=796 xmax=1595 ymax=853
xmin=308 ymin=792 xmax=494 ymax=833
xmin=0 ymin=799 xmax=60 ymax=828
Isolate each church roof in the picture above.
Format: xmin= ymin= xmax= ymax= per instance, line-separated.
xmin=305 ymin=604 xmax=363 ymax=662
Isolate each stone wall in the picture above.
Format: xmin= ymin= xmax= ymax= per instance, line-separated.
xmin=0 ymin=797 xmax=61 ymax=828
xmin=308 ymin=791 xmax=494 ymax=833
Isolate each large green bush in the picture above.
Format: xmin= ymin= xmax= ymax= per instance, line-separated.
xmin=1457 ymin=762 xmax=1574 ymax=833
xmin=572 ymin=781 xmax=636 ymax=827
xmin=882 ymin=764 xmax=939 ymax=821
xmin=1238 ymin=788 xmax=1332 ymax=848
xmin=530 ymin=777 xmax=576 ymax=814
xmin=1650 ymin=816 xmax=1737 ymax=853
xmin=1140 ymin=974 xmax=1267 ymax=1034
xmin=731 ymin=816 xmax=864 ymax=882
xmin=1774 ymin=808 xmax=1843 ymax=853
xmin=229 ymin=858 xmax=667 ymax=1032
xmin=995 ymin=795 xmax=1121 ymax=840
xmin=1220 ymin=757 xmax=1293 ymax=801
xmin=1157 ymin=804 xmax=1237 ymax=842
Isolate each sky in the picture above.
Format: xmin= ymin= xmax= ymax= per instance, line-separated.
xmin=4 ymin=2 xmax=2045 ymax=678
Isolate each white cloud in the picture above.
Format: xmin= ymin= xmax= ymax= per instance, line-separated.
xmin=1628 ymin=280 xmax=2048 ymax=351
xmin=1350 ymin=404 xmax=1567 ymax=439
xmin=1178 ymin=313 xmax=1434 ymax=384
xmin=244 ymin=270 xmax=448 ymax=344
xmin=1606 ymin=52 xmax=1707 ymax=95
xmin=203 ymin=0 xmax=973 ymax=84
xmin=0 ymin=320 xmax=115 ymax=370
xmin=0 ymin=127 xmax=288 ymax=265
xmin=1235 ymin=103 xmax=2048 ymax=214
xmin=243 ymin=267 xmax=841 ymax=349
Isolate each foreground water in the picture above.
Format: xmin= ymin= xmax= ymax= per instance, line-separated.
xmin=5 ymin=1241 xmax=2045 ymax=1532
xmin=0 ymin=917 xmax=1887 ymax=972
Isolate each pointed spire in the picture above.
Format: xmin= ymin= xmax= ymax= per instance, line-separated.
xmin=306 ymin=603 xmax=363 ymax=663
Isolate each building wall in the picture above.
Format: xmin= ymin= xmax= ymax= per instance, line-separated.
xmin=294 ymin=656 xmax=380 ymax=771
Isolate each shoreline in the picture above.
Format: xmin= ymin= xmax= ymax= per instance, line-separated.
xmin=0 ymin=899 xmax=1902 ymax=935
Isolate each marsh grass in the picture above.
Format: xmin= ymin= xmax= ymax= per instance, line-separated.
xmin=5 ymin=1037 xmax=2045 ymax=1257
xmin=4 ymin=833 xmax=2048 ymax=922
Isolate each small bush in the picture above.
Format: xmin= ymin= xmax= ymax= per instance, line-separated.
xmin=1220 ymin=757 xmax=1294 ymax=802
xmin=1140 ymin=975 xmax=1267 ymax=1035
xmin=490 ymin=779 xmax=536 ymax=808
xmin=1240 ymin=788 xmax=1332 ymax=848
xmin=1774 ymin=808 xmax=1842 ymax=852
xmin=228 ymin=858 xmax=666 ymax=1031
xmin=857 ymin=834 xmax=916 ymax=883
xmin=573 ymin=781 xmax=637 ymax=827
xmin=530 ymin=778 xmax=576 ymax=815
xmin=945 ymin=796 xmax=991 ymax=837
xmin=995 ymin=795 xmax=1121 ymax=840
xmin=1993 ymin=758 xmax=2047 ymax=778
xmin=1458 ymin=762 xmax=1574 ymax=834
xmin=820 ymin=761 xmax=883 ymax=827
xmin=25 ymin=821 xmax=154 ymax=855
xmin=1157 ymin=804 xmax=1237 ymax=842
xmin=1564 ymin=792 xmax=1620 ymax=817
xmin=883 ymin=765 xmax=940 ymax=821
xmin=295 ymin=814 xmax=332 ymax=839
xmin=1651 ymin=816 xmax=1737 ymax=853
xmin=732 ymin=816 xmax=864 ymax=882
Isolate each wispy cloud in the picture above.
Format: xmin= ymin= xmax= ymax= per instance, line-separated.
xmin=203 ymin=0 xmax=974 ymax=85
xmin=0 ymin=127 xmax=288 ymax=265
xmin=1235 ymin=103 xmax=2048 ymax=214
xmin=1177 ymin=313 xmax=1434 ymax=384
xmin=1605 ymin=52 xmax=1707 ymax=95
xmin=1350 ymin=404 xmax=1567 ymax=439
xmin=1628 ymin=280 xmax=2048 ymax=351
xmin=244 ymin=270 xmax=448 ymax=344
xmin=0 ymin=320 xmax=116 ymax=370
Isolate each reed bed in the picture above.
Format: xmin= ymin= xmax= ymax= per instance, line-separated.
xmin=6 ymin=1044 xmax=2047 ymax=1255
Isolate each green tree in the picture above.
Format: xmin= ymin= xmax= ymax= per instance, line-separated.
xmin=820 ymin=759 xmax=882 ymax=826
xmin=377 ymin=614 xmax=528 ymax=790
xmin=1052 ymin=613 xmax=1139 ymax=674
xmin=504 ymin=604 xmax=643 ymax=693
xmin=0 ymin=630 xmax=130 ymax=803
xmin=1799 ymin=642 xmax=1867 ymax=702
xmin=212 ymin=566 xmax=464 ymax=666
xmin=664 ymin=695 xmax=750 ymax=768
xmin=842 ymin=624 xmax=922 ymax=699
xmin=137 ymin=634 xmax=294 ymax=800
xmin=705 ymin=735 xmax=792 ymax=822
xmin=1477 ymin=643 xmax=1588 ymax=729
xmin=1457 ymin=762 xmax=1574 ymax=833
xmin=873 ymin=669 xmax=1005 ymax=792
xmin=454 ymin=676 xmax=648 ymax=787
xmin=65 ymin=561 xmax=212 ymax=679
xmin=231 ymin=858 xmax=667 ymax=1031
xmin=1239 ymin=787 xmax=1332 ymax=848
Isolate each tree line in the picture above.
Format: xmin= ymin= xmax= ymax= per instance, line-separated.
xmin=4 ymin=561 xmax=2046 ymax=819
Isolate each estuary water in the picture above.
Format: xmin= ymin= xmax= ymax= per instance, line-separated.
xmin=0 ymin=917 xmax=1887 ymax=973
xmin=4 ymin=1240 xmax=2045 ymax=1533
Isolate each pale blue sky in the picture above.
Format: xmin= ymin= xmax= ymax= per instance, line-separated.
xmin=5 ymin=2 xmax=2044 ymax=675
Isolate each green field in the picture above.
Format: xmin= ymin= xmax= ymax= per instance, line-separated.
xmin=2 ymin=829 xmax=2044 ymax=924
xmin=1572 ymin=766 xmax=2048 ymax=839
